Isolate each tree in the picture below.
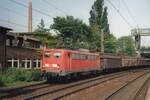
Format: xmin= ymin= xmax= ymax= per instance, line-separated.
xmin=89 ymin=0 xmax=104 ymax=27
xmin=101 ymin=7 xmax=110 ymax=34
xmin=104 ymin=34 xmax=117 ymax=53
xmin=89 ymin=0 xmax=110 ymax=33
xmin=34 ymin=19 xmax=57 ymax=48
xmin=50 ymin=16 xmax=94 ymax=49
xmin=117 ymin=36 xmax=136 ymax=56
xmin=89 ymin=0 xmax=111 ymax=52
xmin=34 ymin=19 xmax=49 ymax=33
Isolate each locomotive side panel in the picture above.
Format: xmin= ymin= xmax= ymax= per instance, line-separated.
xmin=69 ymin=52 xmax=101 ymax=73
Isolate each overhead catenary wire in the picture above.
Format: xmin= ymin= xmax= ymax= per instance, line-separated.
xmin=122 ymin=0 xmax=139 ymax=28
xmin=7 ymin=0 xmax=54 ymax=31
xmin=0 ymin=19 xmax=27 ymax=29
xmin=0 ymin=5 xmax=43 ymax=26
xmin=106 ymin=0 xmax=133 ymax=28
xmin=0 ymin=7 xmax=28 ymax=31
xmin=42 ymin=0 xmax=68 ymax=15
xmin=8 ymin=0 xmax=54 ymax=19
xmin=0 ymin=6 xmax=27 ymax=18
xmin=5 ymin=0 xmax=135 ymax=32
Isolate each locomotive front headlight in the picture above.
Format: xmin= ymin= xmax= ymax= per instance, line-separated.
xmin=44 ymin=64 xmax=49 ymax=67
xmin=52 ymin=64 xmax=60 ymax=68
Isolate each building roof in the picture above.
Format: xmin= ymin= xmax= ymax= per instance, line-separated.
xmin=0 ymin=26 xmax=12 ymax=31
xmin=141 ymin=52 xmax=150 ymax=58
xmin=16 ymin=32 xmax=53 ymax=36
xmin=7 ymin=32 xmax=41 ymax=42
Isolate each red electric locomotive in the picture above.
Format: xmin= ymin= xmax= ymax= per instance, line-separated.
xmin=42 ymin=49 xmax=101 ymax=79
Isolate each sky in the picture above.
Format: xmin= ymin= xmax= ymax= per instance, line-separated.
xmin=0 ymin=0 xmax=150 ymax=46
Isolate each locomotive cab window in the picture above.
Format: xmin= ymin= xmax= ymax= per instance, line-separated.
xmin=54 ymin=52 xmax=61 ymax=58
xmin=44 ymin=52 xmax=51 ymax=58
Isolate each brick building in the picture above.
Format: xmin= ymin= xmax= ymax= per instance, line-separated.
xmin=0 ymin=26 xmax=43 ymax=71
xmin=0 ymin=26 xmax=12 ymax=71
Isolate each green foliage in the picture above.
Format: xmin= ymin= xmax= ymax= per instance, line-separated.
xmin=33 ymin=5 xmax=115 ymax=54
xmin=34 ymin=19 xmax=50 ymax=33
xmin=51 ymin=16 xmax=94 ymax=49
xmin=89 ymin=0 xmax=104 ymax=26
xmin=0 ymin=69 xmax=41 ymax=87
xmin=32 ymin=70 xmax=41 ymax=81
xmin=101 ymin=7 xmax=110 ymax=34
xmin=34 ymin=19 xmax=59 ymax=48
xmin=89 ymin=0 xmax=111 ymax=52
xmin=116 ymin=36 xmax=136 ymax=56
xmin=89 ymin=0 xmax=110 ymax=33
xmin=0 ymin=72 xmax=5 ymax=86
xmin=0 ymin=80 xmax=4 ymax=87
xmin=104 ymin=34 xmax=117 ymax=53
xmin=33 ymin=32 xmax=58 ymax=48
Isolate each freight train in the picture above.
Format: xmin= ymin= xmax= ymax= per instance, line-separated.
xmin=41 ymin=48 xmax=150 ymax=80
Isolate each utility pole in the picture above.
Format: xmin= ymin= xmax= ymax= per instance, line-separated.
xmin=28 ymin=0 xmax=32 ymax=32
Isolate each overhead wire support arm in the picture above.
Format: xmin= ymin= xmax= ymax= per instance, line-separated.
xmin=131 ymin=28 xmax=150 ymax=56
xmin=132 ymin=28 xmax=150 ymax=36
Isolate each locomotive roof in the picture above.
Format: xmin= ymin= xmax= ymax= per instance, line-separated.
xmin=44 ymin=48 xmax=99 ymax=55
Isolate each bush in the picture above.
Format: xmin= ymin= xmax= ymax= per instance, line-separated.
xmin=13 ymin=69 xmax=26 ymax=81
xmin=0 ymin=69 xmax=42 ymax=87
xmin=0 ymin=80 xmax=4 ymax=87
xmin=32 ymin=71 xmax=41 ymax=81
xmin=25 ymin=70 xmax=33 ymax=82
xmin=0 ymin=74 xmax=5 ymax=87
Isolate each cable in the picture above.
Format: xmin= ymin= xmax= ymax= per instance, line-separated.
xmin=122 ymin=0 xmax=139 ymax=28
xmin=0 ymin=6 xmax=27 ymax=18
xmin=0 ymin=19 xmax=27 ymax=29
xmin=0 ymin=5 xmax=43 ymax=24
xmin=8 ymin=0 xmax=54 ymax=18
xmin=42 ymin=0 xmax=68 ymax=15
xmin=106 ymin=0 xmax=133 ymax=28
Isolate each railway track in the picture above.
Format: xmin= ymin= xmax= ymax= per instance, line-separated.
xmin=0 ymin=70 xmax=128 ymax=100
xmin=23 ymin=70 xmax=147 ymax=100
xmin=133 ymin=76 xmax=150 ymax=100
xmin=0 ymin=82 xmax=55 ymax=99
xmin=1 ymin=69 xmax=149 ymax=100
xmin=105 ymin=70 xmax=150 ymax=100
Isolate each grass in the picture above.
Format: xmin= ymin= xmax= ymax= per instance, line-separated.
xmin=0 ymin=68 xmax=43 ymax=87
